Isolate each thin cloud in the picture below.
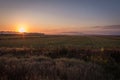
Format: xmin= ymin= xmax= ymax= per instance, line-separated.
xmin=62 ymin=31 xmax=82 ymax=34
xmin=93 ymin=25 xmax=120 ymax=30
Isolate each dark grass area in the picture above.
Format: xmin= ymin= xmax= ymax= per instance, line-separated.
xmin=0 ymin=47 xmax=120 ymax=80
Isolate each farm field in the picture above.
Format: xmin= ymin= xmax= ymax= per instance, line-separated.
xmin=0 ymin=35 xmax=120 ymax=80
xmin=0 ymin=35 xmax=120 ymax=48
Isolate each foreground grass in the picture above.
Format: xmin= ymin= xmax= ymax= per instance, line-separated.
xmin=0 ymin=47 xmax=120 ymax=80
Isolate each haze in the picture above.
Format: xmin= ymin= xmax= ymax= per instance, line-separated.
xmin=0 ymin=0 xmax=120 ymax=35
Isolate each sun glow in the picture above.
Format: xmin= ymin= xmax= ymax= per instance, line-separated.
xmin=18 ymin=27 xmax=26 ymax=33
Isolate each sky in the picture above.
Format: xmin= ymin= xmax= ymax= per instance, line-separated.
xmin=0 ymin=0 xmax=120 ymax=35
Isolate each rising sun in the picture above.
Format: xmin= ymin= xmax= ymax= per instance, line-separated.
xmin=18 ymin=27 xmax=26 ymax=33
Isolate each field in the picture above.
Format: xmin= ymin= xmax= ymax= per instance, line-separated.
xmin=0 ymin=35 xmax=120 ymax=48
xmin=0 ymin=35 xmax=120 ymax=80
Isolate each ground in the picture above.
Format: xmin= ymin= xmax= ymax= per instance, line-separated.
xmin=0 ymin=35 xmax=120 ymax=80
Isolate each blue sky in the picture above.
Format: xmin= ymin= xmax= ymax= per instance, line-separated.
xmin=0 ymin=0 xmax=120 ymax=35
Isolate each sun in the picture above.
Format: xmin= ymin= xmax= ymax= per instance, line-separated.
xmin=18 ymin=27 xmax=26 ymax=33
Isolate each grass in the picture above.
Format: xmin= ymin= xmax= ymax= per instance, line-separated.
xmin=0 ymin=35 xmax=120 ymax=48
xmin=0 ymin=48 xmax=120 ymax=80
xmin=0 ymin=35 xmax=120 ymax=80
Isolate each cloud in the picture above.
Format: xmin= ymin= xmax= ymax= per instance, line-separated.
xmin=93 ymin=25 xmax=120 ymax=30
xmin=62 ymin=31 xmax=83 ymax=34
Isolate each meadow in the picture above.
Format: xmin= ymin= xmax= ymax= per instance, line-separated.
xmin=0 ymin=35 xmax=120 ymax=48
xmin=0 ymin=34 xmax=120 ymax=80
